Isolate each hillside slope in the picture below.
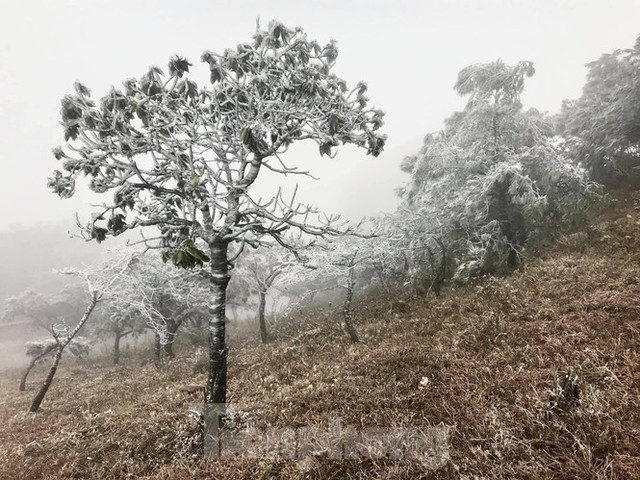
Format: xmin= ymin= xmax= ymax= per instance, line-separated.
xmin=0 ymin=200 xmax=639 ymax=479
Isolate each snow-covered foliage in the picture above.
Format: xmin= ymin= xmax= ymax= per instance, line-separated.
xmin=25 ymin=337 xmax=91 ymax=359
xmin=397 ymin=59 xmax=600 ymax=283
xmin=48 ymin=19 xmax=386 ymax=263
xmin=104 ymin=253 xmax=210 ymax=359
xmin=557 ymin=34 xmax=640 ymax=185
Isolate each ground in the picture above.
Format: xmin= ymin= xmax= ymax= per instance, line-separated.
xmin=0 ymin=199 xmax=639 ymax=479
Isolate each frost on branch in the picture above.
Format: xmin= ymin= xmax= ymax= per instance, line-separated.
xmin=397 ymin=59 xmax=599 ymax=284
xmin=48 ymin=19 xmax=386 ymax=257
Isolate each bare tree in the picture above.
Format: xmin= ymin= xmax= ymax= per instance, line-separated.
xmin=236 ymin=244 xmax=300 ymax=343
xmin=20 ymin=338 xmax=90 ymax=391
xmin=112 ymin=254 xmax=209 ymax=364
xmin=48 ymin=20 xmax=385 ymax=406
xmin=2 ymin=287 xmax=88 ymax=391
xmin=28 ymin=256 xmax=132 ymax=412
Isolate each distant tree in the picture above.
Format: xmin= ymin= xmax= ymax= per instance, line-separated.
xmin=1 ymin=286 xmax=85 ymax=332
xmin=399 ymin=59 xmax=596 ymax=282
xmin=93 ymin=300 xmax=144 ymax=365
xmin=48 ymin=20 xmax=385 ymax=405
xmin=20 ymin=337 xmax=90 ymax=391
xmin=3 ymin=256 xmax=133 ymax=411
xmin=557 ymin=35 xmax=640 ymax=186
xmin=107 ymin=254 xmax=209 ymax=364
xmin=304 ymin=236 xmax=382 ymax=343
xmin=235 ymin=244 xmax=300 ymax=343
xmin=366 ymin=215 xmax=444 ymax=296
xmin=2 ymin=285 xmax=95 ymax=391
xmin=224 ymin=270 xmax=254 ymax=323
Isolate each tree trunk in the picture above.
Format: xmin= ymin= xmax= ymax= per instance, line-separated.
xmin=153 ymin=332 xmax=163 ymax=367
xmin=20 ymin=357 xmax=37 ymax=392
xmin=113 ymin=332 xmax=122 ymax=365
xmin=30 ymin=346 xmax=64 ymax=412
xmin=112 ymin=330 xmax=133 ymax=365
xmin=374 ymin=263 xmax=388 ymax=292
xmin=206 ymin=240 xmax=230 ymax=405
xmin=435 ymin=237 xmax=447 ymax=295
xmin=427 ymin=237 xmax=447 ymax=297
xmin=163 ymin=321 xmax=179 ymax=358
xmin=162 ymin=340 xmax=174 ymax=358
xmin=258 ymin=289 xmax=268 ymax=343
xmin=342 ymin=264 xmax=360 ymax=343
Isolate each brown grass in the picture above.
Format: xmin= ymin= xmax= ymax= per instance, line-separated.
xmin=1 ymin=203 xmax=639 ymax=479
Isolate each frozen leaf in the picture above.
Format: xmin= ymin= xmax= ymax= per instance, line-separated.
xmin=168 ymin=55 xmax=192 ymax=77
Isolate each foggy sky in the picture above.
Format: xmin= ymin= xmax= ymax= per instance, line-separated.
xmin=1 ymin=0 xmax=639 ymax=232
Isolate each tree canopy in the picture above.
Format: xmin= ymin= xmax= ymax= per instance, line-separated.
xmin=557 ymin=35 xmax=640 ymax=185
xmin=398 ymin=59 xmax=595 ymax=282
xmin=48 ymin=20 xmax=385 ymax=264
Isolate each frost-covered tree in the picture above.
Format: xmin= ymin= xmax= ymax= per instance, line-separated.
xmin=235 ymin=244 xmax=302 ymax=343
xmin=557 ymin=34 xmax=640 ymax=186
xmin=399 ymin=59 xmax=596 ymax=282
xmin=366 ymin=214 xmax=446 ymax=296
xmin=48 ymin=21 xmax=385 ymax=404
xmin=7 ymin=257 xmax=133 ymax=412
xmin=1 ymin=286 xmax=85 ymax=332
xmin=303 ymin=236 xmax=384 ymax=343
xmin=93 ymin=300 xmax=144 ymax=365
xmin=20 ymin=337 xmax=90 ymax=391
xmin=2 ymin=285 xmax=93 ymax=391
xmin=105 ymin=254 xmax=209 ymax=364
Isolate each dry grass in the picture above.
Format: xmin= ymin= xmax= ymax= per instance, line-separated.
xmin=1 ymin=205 xmax=639 ymax=479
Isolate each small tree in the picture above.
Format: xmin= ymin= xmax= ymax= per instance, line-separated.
xmin=235 ymin=244 xmax=300 ymax=343
xmin=2 ymin=286 xmax=90 ymax=391
xmin=94 ymin=301 xmax=143 ymax=365
xmin=20 ymin=337 xmax=90 ymax=391
xmin=26 ymin=257 xmax=132 ymax=412
xmin=135 ymin=255 xmax=209 ymax=362
xmin=101 ymin=253 xmax=209 ymax=365
xmin=48 ymin=21 xmax=385 ymax=405
xmin=304 ymin=236 xmax=379 ymax=343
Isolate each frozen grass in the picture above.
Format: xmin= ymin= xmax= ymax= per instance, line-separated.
xmin=0 ymin=203 xmax=639 ymax=479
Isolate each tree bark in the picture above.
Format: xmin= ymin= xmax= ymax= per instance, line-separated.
xmin=342 ymin=262 xmax=360 ymax=343
xmin=206 ymin=240 xmax=230 ymax=405
xmin=163 ymin=320 xmax=179 ymax=358
xmin=29 ymin=346 xmax=64 ymax=412
xmin=114 ymin=332 xmax=122 ymax=365
xmin=258 ymin=288 xmax=268 ymax=343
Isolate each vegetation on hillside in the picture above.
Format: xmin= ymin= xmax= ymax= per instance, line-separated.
xmin=1 ymin=202 xmax=639 ymax=478
xmin=1 ymin=23 xmax=639 ymax=480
